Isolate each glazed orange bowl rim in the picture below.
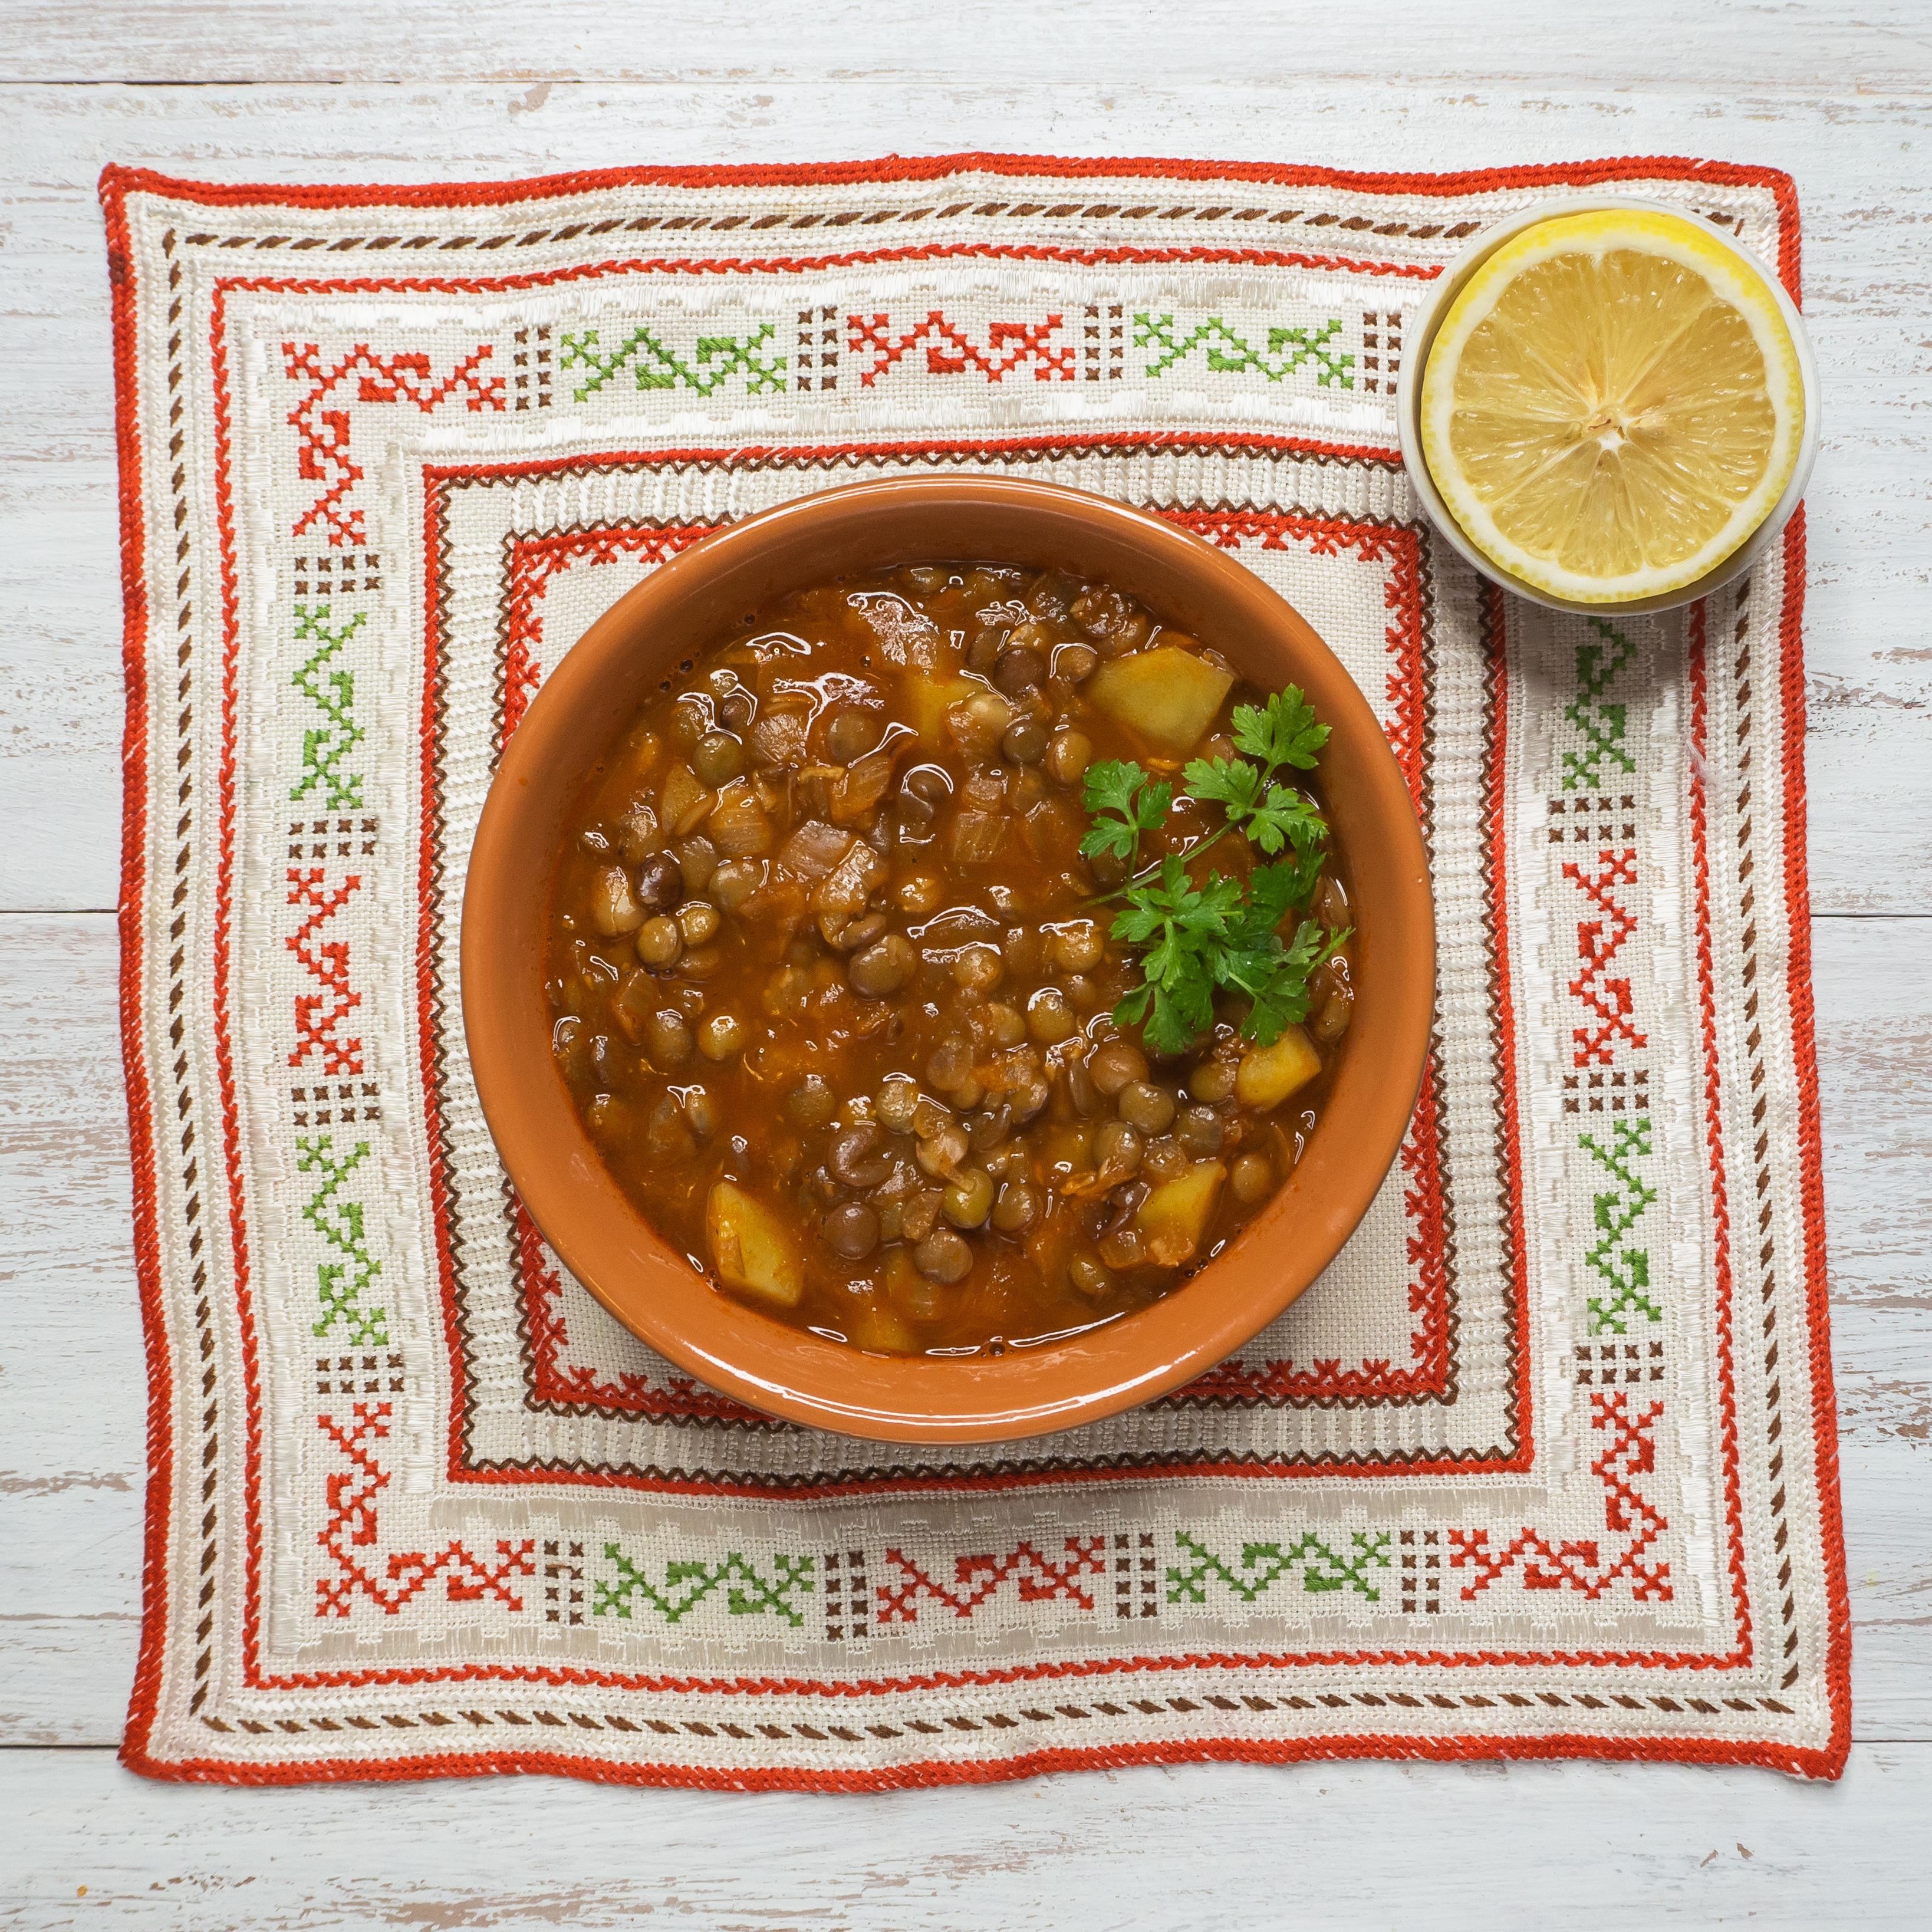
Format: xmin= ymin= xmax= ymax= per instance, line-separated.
xmin=460 ymin=475 xmax=1435 ymax=1444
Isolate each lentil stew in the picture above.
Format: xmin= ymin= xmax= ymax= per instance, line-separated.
xmin=545 ymin=561 xmax=1357 ymax=1357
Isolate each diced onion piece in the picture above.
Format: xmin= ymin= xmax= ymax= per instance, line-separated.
xmin=708 ymin=779 xmax=775 ymax=857
xmin=1134 ymin=1159 xmax=1227 ymax=1266
xmin=1087 ymin=647 xmax=1235 ymax=757
xmin=659 ymin=762 xmax=716 ymax=837
xmin=950 ymin=813 xmax=1003 ymax=864
xmin=830 ymin=745 xmax=900 ymax=824
xmin=1235 ymin=1025 xmax=1322 ymax=1111
xmin=748 ymin=712 xmax=809 ymax=767
xmin=705 ymin=1181 xmax=804 ymax=1307
xmin=776 ymin=819 xmax=855 ymax=880
xmin=809 ymin=839 xmax=888 ymax=921
xmin=949 ymin=769 xmax=1007 ymax=864
xmin=852 ymin=593 xmax=942 ymax=670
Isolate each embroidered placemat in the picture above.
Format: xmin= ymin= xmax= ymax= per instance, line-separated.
xmin=103 ymin=153 xmax=1850 ymax=1788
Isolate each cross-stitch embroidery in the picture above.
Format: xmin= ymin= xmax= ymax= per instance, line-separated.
xmin=1166 ymin=1531 xmax=1391 ymax=1604
xmin=559 ymin=323 xmax=788 ymax=399
xmin=295 ymin=1135 xmax=387 ymax=1345
xmin=592 ymin=1548 xmax=815 ymax=1626
xmin=1135 ymin=312 xmax=1355 ymax=387
xmin=103 ymin=157 xmax=1846 ymax=1791
xmin=315 ymin=1407 xmax=534 ymax=1617
xmin=289 ymin=605 xmax=366 ymax=811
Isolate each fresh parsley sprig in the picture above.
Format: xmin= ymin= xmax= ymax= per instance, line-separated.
xmin=1182 ymin=755 xmax=1328 ymax=856
xmin=1230 ymin=687 xmax=1331 ymax=771
xmin=1078 ymin=759 xmax=1173 ymax=870
xmin=1079 ymin=684 xmax=1345 ymax=1052
xmin=1181 ymin=689 xmax=1332 ymax=857
xmin=1110 ymin=857 xmax=1245 ymax=1056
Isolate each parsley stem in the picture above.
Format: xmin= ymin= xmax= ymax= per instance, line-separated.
xmin=1087 ymin=824 xmax=1237 ymax=907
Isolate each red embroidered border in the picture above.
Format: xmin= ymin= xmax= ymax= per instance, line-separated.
xmin=209 ymin=227 xmax=1756 ymax=1689
xmin=98 ymin=150 xmax=1802 ymax=298
xmin=102 ymin=154 xmax=1845 ymax=1786
xmin=1687 ymin=603 xmax=1755 ymax=1671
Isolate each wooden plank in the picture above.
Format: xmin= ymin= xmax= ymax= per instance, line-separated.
xmin=6 ymin=0 xmax=1932 ymax=88
xmin=1 ymin=911 xmax=1926 ymax=1744
xmin=1 ymin=80 xmax=1930 ymax=912
xmin=1 ymin=1743 xmax=1928 ymax=1929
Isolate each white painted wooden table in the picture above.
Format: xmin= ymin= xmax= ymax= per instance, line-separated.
xmin=2 ymin=4 xmax=1928 ymax=1924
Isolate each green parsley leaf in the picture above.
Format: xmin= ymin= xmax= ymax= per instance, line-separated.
xmin=1230 ymin=686 xmax=1330 ymax=772
xmin=1180 ymin=754 xmax=1264 ymax=817
xmin=1205 ymin=865 xmax=1351 ymax=1047
xmin=1234 ymin=918 xmax=1325 ymax=1045
xmin=1082 ymin=759 xmax=1153 ymax=822
xmin=1108 ymin=857 xmax=1240 ymax=1056
xmin=1079 ymin=759 xmax=1172 ymax=865
xmin=1084 ymin=682 xmax=1341 ymax=1056
xmin=1183 ymin=755 xmax=1326 ymax=855
xmin=1243 ymin=785 xmax=1328 ymax=856
xmin=1239 ymin=858 xmax=1307 ymax=937
xmin=1268 ymin=844 xmax=1327 ymax=913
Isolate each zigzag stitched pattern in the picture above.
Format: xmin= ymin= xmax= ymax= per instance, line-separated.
xmin=1582 ymin=1119 xmax=1661 ymax=1331
xmin=1562 ymin=616 xmax=1637 ymax=789
xmin=285 ymin=867 xmax=363 ymax=1074
xmin=1135 ymin=312 xmax=1354 ymax=386
xmin=1446 ymin=1393 xmax=1671 ymax=1602
xmin=1562 ymin=848 xmax=1648 ymax=1066
xmin=289 ymin=605 xmax=366 ymax=811
xmin=315 ymin=1406 xmax=534 ymax=1617
xmin=876 ymin=1538 xmax=1108 ymax=1622
xmin=296 ymin=1134 xmax=387 ymax=1344
xmin=558 ymin=322 xmax=788 ymax=399
xmin=1166 ymin=1531 xmax=1391 ymax=1603
xmin=282 ymin=341 xmax=505 ymax=548
xmin=848 ymin=310 xmax=1074 ymax=386
xmin=591 ymin=1548 xmax=815 ymax=1626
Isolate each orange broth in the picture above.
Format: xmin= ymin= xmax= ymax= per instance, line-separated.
xmin=545 ymin=561 xmax=1355 ymax=1356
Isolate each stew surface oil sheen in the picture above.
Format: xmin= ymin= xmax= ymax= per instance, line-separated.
xmin=545 ymin=562 xmax=1357 ymax=1357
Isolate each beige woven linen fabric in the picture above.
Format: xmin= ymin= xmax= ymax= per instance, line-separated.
xmin=103 ymin=155 xmax=1851 ymax=1788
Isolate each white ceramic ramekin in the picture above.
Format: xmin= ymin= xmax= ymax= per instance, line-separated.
xmin=1395 ymin=197 xmax=1820 ymax=616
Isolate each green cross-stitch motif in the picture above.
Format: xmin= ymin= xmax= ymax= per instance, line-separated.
xmin=1134 ymin=313 xmax=1355 ymax=387
xmin=1166 ymin=1529 xmax=1390 ymax=1604
xmin=1582 ymin=1115 xmax=1660 ymax=1331
xmin=291 ymin=605 xmax=367 ymax=812
xmin=296 ymin=1135 xmax=388 ymax=1345
xmin=591 ymin=1547 xmax=815 ymax=1625
xmin=1562 ymin=616 xmax=1638 ymax=790
xmin=559 ymin=324 xmax=788 ymax=399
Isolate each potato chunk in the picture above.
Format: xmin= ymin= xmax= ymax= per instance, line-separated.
xmin=705 ymin=1181 xmax=804 ymax=1308
xmin=1135 ymin=1159 xmax=1227 ymax=1266
xmin=903 ymin=673 xmax=979 ymax=743
xmin=1086 ymin=647 xmax=1234 ymax=757
xmin=1235 ymin=1024 xmax=1322 ymax=1111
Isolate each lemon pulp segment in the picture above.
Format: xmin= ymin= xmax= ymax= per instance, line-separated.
xmin=1419 ymin=210 xmax=1805 ymax=603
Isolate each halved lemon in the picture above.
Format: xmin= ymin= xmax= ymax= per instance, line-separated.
xmin=1419 ymin=209 xmax=1806 ymax=604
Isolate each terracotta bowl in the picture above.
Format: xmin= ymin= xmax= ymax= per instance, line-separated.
xmin=462 ymin=476 xmax=1434 ymax=1444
